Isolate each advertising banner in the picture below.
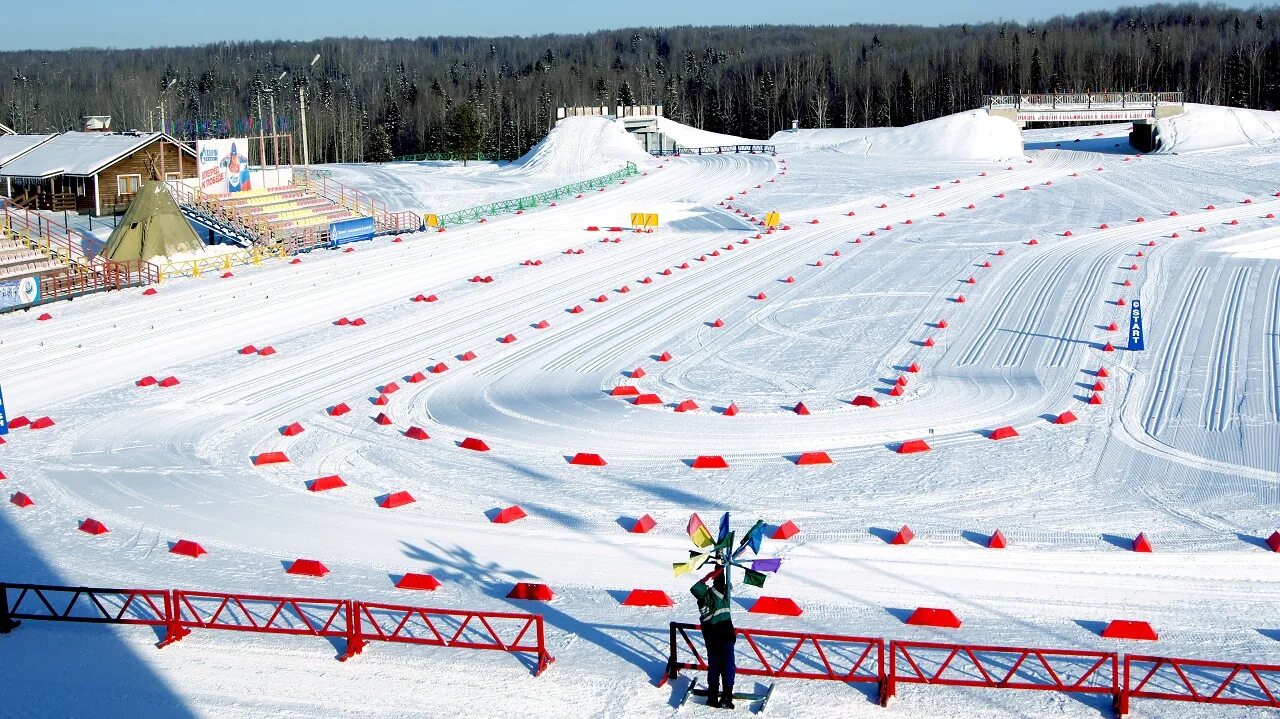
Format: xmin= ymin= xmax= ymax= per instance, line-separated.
xmin=0 ymin=275 xmax=41 ymax=311
xmin=1128 ymin=299 xmax=1145 ymax=351
xmin=330 ymin=216 xmax=376 ymax=246
xmin=196 ymin=138 xmax=252 ymax=194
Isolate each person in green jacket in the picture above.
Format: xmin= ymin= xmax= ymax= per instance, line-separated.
xmin=691 ymin=565 xmax=736 ymax=708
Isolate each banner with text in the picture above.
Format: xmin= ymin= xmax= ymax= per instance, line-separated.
xmin=1128 ymin=299 xmax=1145 ymax=351
xmin=197 ymin=138 xmax=252 ymax=194
xmin=0 ymin=276 xmax=41 ymax=312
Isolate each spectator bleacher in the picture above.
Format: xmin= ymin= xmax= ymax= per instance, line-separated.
xmin=200 ymin=185 xmax=358 ymax=238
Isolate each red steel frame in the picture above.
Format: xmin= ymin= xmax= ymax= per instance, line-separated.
xmin=1121 ymin=654 xmax=1280 ymax=715
xmin=354 ymin=601 xmax=554 ymax=676
xmin=662 ymin=621 xmax=885 ymax=699
xmin=0 ymin=582 xmax=551 ymax=674
xmin=888 ymin=640 xmax=1119 ymax=709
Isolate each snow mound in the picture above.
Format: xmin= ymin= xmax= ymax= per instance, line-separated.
xmin=653 ymin=117 xmax=758 ymax=149
xmin=512 ymin=116 xmax=653 ymax=176
xmin=1154 ymin=103 xmax=1280 ymax=154
xmin=773 ymin=110 xmax=1024 ymax=161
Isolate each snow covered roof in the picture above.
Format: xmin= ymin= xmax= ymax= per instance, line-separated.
xmin=0 ymin=131 xmax=194 ymax=179
xmin=0 ymin=133 xmax=56 ymax=166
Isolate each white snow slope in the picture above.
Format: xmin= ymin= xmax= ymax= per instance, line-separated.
xmin=2 ymin=109 xmax=1280 ymax=719
xmin=512 ymin=116 xmax=655 ymax=175
xmin=1156 ymin=102 xmax=1280 ymax=153
xmin=774 ymin=110 xmax=1025 ymax=161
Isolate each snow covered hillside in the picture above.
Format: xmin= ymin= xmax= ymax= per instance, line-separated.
xmin=3 ymin=109 xmax=1280 ymax=719
xmin=1155 ymin=102 xmax=1280 ymax=153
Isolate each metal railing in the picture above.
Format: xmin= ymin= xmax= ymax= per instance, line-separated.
xmin=432 ymin=162 xmax=639 ymax=227
xmin=651 ymin=144 xmax=777 ymax=156
xmin=984 ymin=92 xmax=1184 ymax=109
xmin=292 ymin=169 xmax=420 ymax=235
xmin=1 ymin=581 xmax=553 ymax=675
xmin=392 ymin=151 xmax=489 ymax=163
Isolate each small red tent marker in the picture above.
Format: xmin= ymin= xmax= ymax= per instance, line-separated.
xmin=396 ymin=573 xmax=441 ymax=591
xmin=253 ymin=451 xmax=290 ymax=466
xmin=380 ymin=491 xmax=416 ymax=509
xmin=460 ymin=350 xmax=477 ymax=361
xmin=755 ymin=292 xmax=767 ymax=300
xmin=240 ymin=345 xmax=258 ymax=355
xmin=373 ymin=394 xmax=389 ymax=406
xmin=407 ymin=371 xmax=427 ymax=383
xmin=143 ymin=287 xmax=158 ymax=295
xmin=282 ymin=422 xmax=305 ymax=436
xmin=1097 ymin=367 xmax=1110 ymax=378
xmin=658 ymin=351 xmax=673 ymax=362
xmin=158 ymin=376 xmax=181 ymax=388
xmin=569 ymin=452 xmax=607 ymax=466
xmin=137 ymin=376 xmax=157 ymax=387
xmin=1092 ymin=380 xmax=1106 ymax=392
xmin=711 ymin=318 xmax=725 ymax=328
xmin=492 ymin=506 xmax=527 ymax=523
xmin=1088 ymin=393 xmax=1104 ymax=405
xmin=773 ymin=520 xmax=800 ymax=540
xmin=404 ymin=426 xmax=430 ymax=440
xmin=793 ymin=402 xmax=811 ymax=415
xmin=988 ymin=529 xmax=1007 ymax=549
xmin=329 ymin=403 xmax=351 ymax=417
xmin=79 ymin=518 xmax=109 ymax=535
xmin=633 ymin=394 xmax=663 ymax=405
xmin=1131 ymin=532 xmax=1154 ymax=552
xmin=1265 ymin=531 xmax=1280 ymax=552
xmin=535 ymin=319 xmax=551 ymax=329
xmin=1101 ymin=620 xmax=1158 ymax=641
xmin=351 ymin=318 xmax=366 ymax=326
xmin=11 ymin=492 xmax=34 ymax=508
xmin=336 ymin=317 xmax=351 ymax=326
xmin=37 ymin=313 xmax=52 ymax=321
xmin=723 ymin=402 xmax=739 ymax=416
xmin=1102 ymin=342 xmax=1116 ymax=352
xmin=897 ymin=439 xmax=930 ymax=454
xmin=1055 ymin=411 xmax=1078 ymax=425
xmin=631 ymin=514 xmax=657 ymax=533
xmin=750 ymin=597 xmax=803 ymax=617
xmin=908 ymin=362 xmax=921 ymax=373
xmin=674 ymin=400 xmax=699 ymax=413
xmin=891 ymin=525 xmax=915 ymax=545
xmin=937 ymin=319 xmax=949 ymax=329
xmin=851 ymin=394 xmax=881 ymax=408
xmin=611 ymin=386 xmax=640 ymax=396
xmin=7 ymin=417 xmax=29 ymax=429
xmin=460 ymin=437 xmax=490 ymax=451
xmin=691 ymin=455 xmax=729 ymax=469
xmin=308 ymin=475 xmax=347 ymax=492
xmin=989 ymin=426 xmax=1019 ymax=440
xmin=622 ymin=589 xmax=674 ymax=607
xmin=258 ymin=346 xmax=276 ymax=356
xmin=286 ymin=559 xmax=330 ymax=578
xmin=382 ymin=382 xmax=400 ymax=395
xmin=507 ymin=582 xmax=554 ymax=601
xmin=795 ymin=451 xmax=833 ymax=465
xmin=170 ymin=540 xmax=206 ymax=558
xmin=631 ymin=367 xmax=646 ymax=379
xmin=889 ymin=385 xmax=904 ymax=397
xmin=906 ymin=607 xmax=962 ymax=629
xmin=431 ymin=362 xmax=448 ymax=373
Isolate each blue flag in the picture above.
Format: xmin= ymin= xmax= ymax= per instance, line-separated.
xmin=0 ymin=383 xmax=8 ymax=435
xmin=717 ymin=512 xmax=730 ymax=543
xmin=1127 ymin=299 xmax=1145 ymax=351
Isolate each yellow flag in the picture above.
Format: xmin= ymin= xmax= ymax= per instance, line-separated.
xmin=672 ymin=553 xmax=710 ymax=577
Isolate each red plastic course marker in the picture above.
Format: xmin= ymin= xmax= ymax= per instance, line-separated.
xmin=611 ymin=386 xmax=640 ymax=396
xmin=137 ymin=376 xmax=157 ymax=387
xmin=404 ymin=426 xmax=430 ymax=440
xmin=507 ymin=582 xmax=554 ymax=601
xmin=240 ymin=345 xmax=258 ymax=355
xmin=79 ymin=518 xmax=109 ymax=535
xmin=258 ymin=346 xmax=276 ymax=356
xmin=750 ymin=597 xmax=803 ymax=617
xmin=631 ymin=515 xmax=657 ymax=533
xmin=281 ymin=422 xmax=305 ymax=437
xmin=329 ymin=403 xmax=351 ymax=417
xmin=1265 ymin=531 xmax=1280 ymax=552
xmin=170 ymin=539 xmax=206 ymax=558
xmin=158 ymin=376 xmax=180 ymax=388
xmin=1055 ymin=411 xmax=1078 ymax=425
xmin=772 ymin=521 xmax=800 ymax=540
xmin=10 ymin=492 xmax=34 ymax=508
xmin=793 ymin=402 xmax=811 ymax=415
xmin=569 ymin=452 xmax=607 ymax=466
xmin=891 ymin=525 xmax=915 ymax=545
xmin=987 ymin=529 xmax=1007 ymax=549
xmin=723 ymin=402 xmax=739 ymax=416
xmin=492 ymin=506 xmax=527 ymax=524
xmin=690 ymin=455 xmax=729 ymax=469
xmin=621 ymin=589 xmax=674 ymax=607
xmin=460 ymin=437 xmax=490 ymax=451
xmin=380 ymin=491 xmax=416 ymax=509
xmin=253 ymin=452 xmax=290 ymax=466
xmin=897 ymin=440 xmax=930 ymax=454
xmin=674 ymin=400 xmax=699 ymax=413
xmin=1131 ymin=532 xmax=1154 ymax=552
xmin=988 ymin=426 xmax=1018 ymax=440
xmin=396 ymin=573 xmax=441 ymax=591
xmin=308 ymin=475 xmax=347 ymax=492
xmin=906 ymin=607 xmax=962 ymax=629
xmin=851 ymin=395 xmax=880 ymax=408
xmin=633 ymin=394 xmax=663 ymax=405
xmin=1101 ymin=620 xmax=1158 ymax=641
xmin=286 ymin=559 xmax=330 ymax=578
xmin=794 ymin=451 xmax=832 ymax=465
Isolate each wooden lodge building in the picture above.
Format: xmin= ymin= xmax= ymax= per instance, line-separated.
xmin=0 ymin=130 xmax=196 ymax=216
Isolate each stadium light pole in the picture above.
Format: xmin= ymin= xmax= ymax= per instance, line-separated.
xmin=268 ymin=70 xmax=287 ymax=183
xmin=300 ymin=53 xmax=320 ymax=169
xmin=157 ymin=78 xmax=177 ymax=180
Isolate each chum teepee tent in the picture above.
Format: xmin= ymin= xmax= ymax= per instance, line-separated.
xmin=103 ymin=182 xmax=204 ymax=262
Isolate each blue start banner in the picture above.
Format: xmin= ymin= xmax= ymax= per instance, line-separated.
xmin=1128 ymin=298 xmax=1145 ymax=351
xmin=330 ymin=216 xmax=376 ymax=246
xmin=0 ymin=382 xmax=8 ymax=435
xmin=0 ymin=276 xmax=41 ymax=311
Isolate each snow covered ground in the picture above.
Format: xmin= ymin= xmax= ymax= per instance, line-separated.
xmin=3 ymin=110 xmax=1280 ymax=718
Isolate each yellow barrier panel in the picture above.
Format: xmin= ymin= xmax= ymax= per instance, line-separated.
xmin=424 ymin=213 xmax=439 ymax=227
xmin=630 ymin=213 xmax=659 ymax=231
xmin=764 ymin=211 xmax=781 ymax=228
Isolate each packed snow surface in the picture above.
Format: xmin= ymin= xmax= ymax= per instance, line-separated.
xmin=512 ymin=116 xmax=654 ymax=175
xmin=4 ymin=107 xmax=1280 ymax=719
xmin=774 ymin=110 xmax=1025 ymax=161
xmin=1155 ymin=102 xmax=1280 ymax=153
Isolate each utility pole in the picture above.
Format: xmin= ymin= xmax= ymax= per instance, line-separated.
xmin=158 ymin=78 xmax=176 ymax=180
xmin=257 ymin=92 xmax=267 ymax=179
xmin=299 ymin=84 xmax=310 ymax=166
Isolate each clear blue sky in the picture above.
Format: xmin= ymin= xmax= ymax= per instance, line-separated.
xmin=0 ymin=0 xmax=1265 ymax=51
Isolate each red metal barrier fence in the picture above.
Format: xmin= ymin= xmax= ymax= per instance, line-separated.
xmin=665 ymin=622 xmax=1279 ymax=716
xmin=0 ymin=582 xmax=552 ymax=675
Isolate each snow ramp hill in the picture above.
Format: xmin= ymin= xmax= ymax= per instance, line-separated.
xmin=772 ymin=109 xmax=1024 ymax=161
xmin=509 ymin=116 xmax=654 ymax=176
xmin=1153 ymin=102 xmax=1280 ymax=153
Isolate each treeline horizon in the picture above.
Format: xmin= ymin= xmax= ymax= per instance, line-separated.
xmin=2 ymin=3 xmax=1278 ymax=164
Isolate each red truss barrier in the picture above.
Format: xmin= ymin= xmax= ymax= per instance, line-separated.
xmin=662 ymin=622 xmax=884 ymax=699
xmin=1122 ymin=654 xmax=1280 ymax=714
xmin=886 ymin=640 xmax=1119 ymax=710
xmin=354 ymin=600 xmax=553 ymax=675
xmin=0 ymin=582 xmax=555 ymax=676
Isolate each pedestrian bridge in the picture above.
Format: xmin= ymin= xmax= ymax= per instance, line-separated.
xmin=984 ymin=92 xmax=1184 ymax=124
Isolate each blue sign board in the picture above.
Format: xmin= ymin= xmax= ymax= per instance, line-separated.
xmin=0 ymin=276 xmax=41 ymax=311
xmin=1127 ymin=299 xmax=1145 ymax=351
xmin=0 ymin=383 xmax=8 ymax=436
xmin=330 ymin=216 xmax=376 ymax=246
